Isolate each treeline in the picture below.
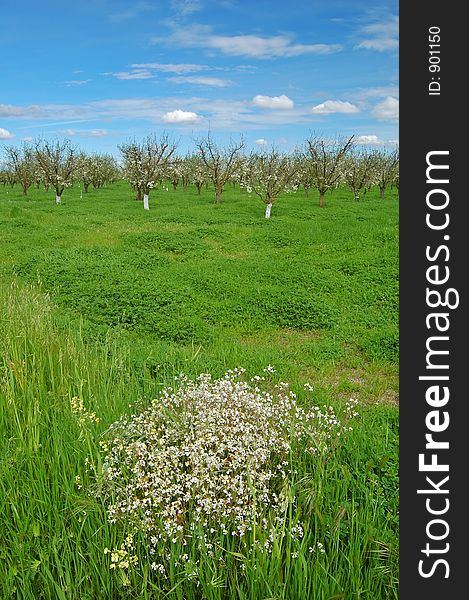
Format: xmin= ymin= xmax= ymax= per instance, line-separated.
xmin=1 ymin=134 xmax=399 ymax=217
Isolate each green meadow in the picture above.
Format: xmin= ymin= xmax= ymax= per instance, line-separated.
xmin=0 ymin=181 xmax=399 ymax=599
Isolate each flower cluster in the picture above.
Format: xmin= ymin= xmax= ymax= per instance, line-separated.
xmin=97 ymin=369 xmax=358 ymax=564
xmin=70 ymin=396 xmax=100 ymax=428
xmin=104 ymin=537 xmax=138 ymax=570
xmin=309 ymin=541 xmax=326 ymax=554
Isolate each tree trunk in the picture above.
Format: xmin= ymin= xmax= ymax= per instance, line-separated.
xmin=143 ymin=194 xmax=149 ymax=210
xmin=319 ymin=191 xmax=325 ymax=208
xmin=265 ymin=203 xmax=273 ymax=219
xmin=195 ymin=183 xmax=202 ymax=195
xmin=56 ymin=195 xmax=61 ymax=205
xmin=354 ymin=192 xmax=360 ymax=202
xmin=380 ymin=186 xmax=385 ymax=199
xmin=215 ymin=187 xmax=222 ymax=204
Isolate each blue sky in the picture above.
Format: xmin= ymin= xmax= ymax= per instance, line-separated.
xmin=0 ymin=0 xmax=398 ymax=155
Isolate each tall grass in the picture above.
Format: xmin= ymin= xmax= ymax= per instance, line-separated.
xmin=0 ymin=279 xmax=398 ymax=599
xmin=1 ymin=182 xmax=398 ymax=597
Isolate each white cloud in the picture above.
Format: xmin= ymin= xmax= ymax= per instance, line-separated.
xmin=162 ymin=109 xmax=201 ymax=123
xmin=0 ymin=104 xmax=44 ymax=118
xmin=64 ymin=80 xmax=90 ymax=87
xmin=233 ymin=64 xmax=258 ymax=72
xmin=255 ymin=138 xmax=268 ymax=146
xmin=83 ymin=129 xmax=109 ymax=137
xmin=104 ymin=70 xmax=154 ymax=80
xmin=169 ymin=76 xmax=232 ymax=87
xmin=372 ymin=96 xmax=399 ymax=121
xmin=130 ymin=63 xmax=207 ymax=74
xmin=152 ymin=25 xmax=342 ymax=58
xmin=355 ymin=16 xmax=398 ymax=52
xmin=63 ymin=128 xmax=108 ymax=137
xmin=355 ymin=135 xmax=384 ymax=145
xmin=1 ymin=90 xmax=393 ymax=136
xmin=252 ymin=94 xmax=294 ymax=109
xmin=209 ymin=35 xmax=342 ymax=58
xmin=311 ymin=100 xmax=358 ymax=114
xmin=23 ymin=136 xmax=34 ymax=143
xmin=0 ymin=127 xmax=14 ymax=140
xmin=1 ymin=96 xmax=324 ymax=133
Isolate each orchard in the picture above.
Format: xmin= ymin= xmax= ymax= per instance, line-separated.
xmin=1 ymin=133 xmax=399 ymax=216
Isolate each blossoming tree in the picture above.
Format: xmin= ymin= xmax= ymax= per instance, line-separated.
xmin=196 ymin=134 xmax=245 ymax=204
xmin=342 ymin=150 xmax=377 ymax=201
xmin=304 ymin=134 xmax=355 ymax=207
xmin=3 ymin=144 xmax=36 ymax=196
xmin=119 ymin=134 xmax=177 ymax=209
xmin=372 ymin=149 xmax=399 ymax=199
xmin=186 ymin=154 xmax=208 ymax=195
xmin=242 ymin=149 xmax=299 ymax=218
xmin=34 ymin=139 xmax=78 ymax=204
xmin=0 ymin=164 xmax=16 ymax=188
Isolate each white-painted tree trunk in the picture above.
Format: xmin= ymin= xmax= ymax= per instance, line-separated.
xmin=56 ymin=195 xmax=61 ymax=205
xmin=143 ymin=194 xmax=149 ymax=210
xmin=265 ymin=202 xmax=272 ymax=219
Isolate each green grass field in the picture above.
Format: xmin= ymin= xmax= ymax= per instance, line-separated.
xmin=0 ymin=181 xmax=399 ymax=599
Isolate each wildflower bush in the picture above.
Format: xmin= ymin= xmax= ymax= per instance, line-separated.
xmin=94 ymin=367 xmax=359 ymax=580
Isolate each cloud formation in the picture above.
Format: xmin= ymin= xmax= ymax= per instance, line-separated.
xmin=64 ymin=80 xmax=90 ymax=87
xmin=311 ymin=100 xmax=358 ymax=114
xmin=355 ymin=16 xmax=398 ymax=52
xmin=105 ymin=70 xmax=154 ymax=80
xmin=169 ymin=76 xmax=232 ymax=87
xmin=162 ymin=109 xmax=201 ymax=123
xmin=152 ymin=24 xmax=342 ymax=58
xmin=252 ymin=95 xmax=294 ymax=109
xmin=355 ymin=134 xmax=384 ymax=145
xmin=0 ymin=127 xmax=14 ymax=140
xmin=0 ymin=104 xmax=44 ymax=118
xmin=64 ymin=128 xmax=109 ymax=137
xmin=130 ymin=63 xmax=208 ymax=74
xmin=372 ymin=96 xmax=399 ymax=121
